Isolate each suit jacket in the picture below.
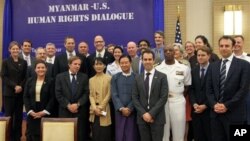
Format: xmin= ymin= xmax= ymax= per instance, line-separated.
xmin=55 ymin=71 xmax=89 ymax=117
xmin=1 ymin=57 xmax=27 ymax=96
xmin=26 ymin=62 xmax=54 ymax=79
xmin=87 ymin=51 xmax=114 ymax=78
xmin=53 ymin=53 xmax=87 ymax=77
xmin=131 ymin=57 xmax=140 ymax=74
xmin=132 ymin=70 xmax=168 ymax=124
xmin=19 ymin=52 xmax=35 ymax=66
xmin=190 ymin=65 xmax=210 ymax=106
xmin=190 ymin=65 xmax=210 ymax=116
xmin=206 ymin=57 xmax=250 ymax=122
xmin=23 ymin=77 xmax=55 ymax=113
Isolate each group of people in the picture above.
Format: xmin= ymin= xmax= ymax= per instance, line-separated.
xmin=1 ymin=31 xmax=250 ymax=141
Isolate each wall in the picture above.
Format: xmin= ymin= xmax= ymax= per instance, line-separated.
xmin=213 ymin=0 xmax=250 ymax=54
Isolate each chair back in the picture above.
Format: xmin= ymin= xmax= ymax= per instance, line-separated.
xmin=41 ymin=118 xmax=77 ymax=141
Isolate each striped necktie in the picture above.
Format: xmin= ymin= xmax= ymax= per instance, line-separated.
xmin=219 ymin=59 xmax=228 ymax=102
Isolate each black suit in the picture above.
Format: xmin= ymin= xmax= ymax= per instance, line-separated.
xmin=1 ymin=57 xmax=27 ymax=141
xmin=87 ymin=51 xmax=114 ymax=78
xmin=26 ymin=62 xmax=54 ymax=79
xmin=53 ymin=53 xmax=87 ymax=77
xmin=190 ymin=65 xmax=211 ymax=141
xmin=206 ymin=57 xmax=250 ymax=141
xmin=132 ymin=70 xmax=168 ymax=141
xmin=55 ymin=72 xmax=89 ymax=141
xmin=23 ymin=77 xmax=55 ymax=141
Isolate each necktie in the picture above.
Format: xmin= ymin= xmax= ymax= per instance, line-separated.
xmin=144 ymin=72 xmax=151 ymax=109
xmin=200 ymin=67 xmax=205 ymax=81
xmin=156 ymin=49 xmax=161 ymax=58
xmin=219 ymin=59 xmax=228 ymax=102
xmin=48 ymin=58 xmax=52 ymax=64
xmin=98 ymin=53 xmax=101 ymax=58
xmin=25 ymin=56 xmax=31 ymax=66
xmin=144 ymin=72 xmax=151 ymax=98
xmin=69 ymin=53 xmax=73 ymax=58
xmin=71 ymin=74 xmax=77 ymax=96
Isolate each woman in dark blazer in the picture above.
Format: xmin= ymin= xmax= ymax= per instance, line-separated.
xmin=1 ymin=41 xmax=27 ymax=141
xmin=24 ymin=60 xmax=55 ymax=141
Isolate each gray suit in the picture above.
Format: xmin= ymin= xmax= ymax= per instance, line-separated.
xmin=132 ymin=70 xmax=168 ymax=141
xmin=131 ymin=57 xmax=140 ymax=74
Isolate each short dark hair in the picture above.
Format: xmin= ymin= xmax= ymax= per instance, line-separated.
xmin=9 ymin=41 xmax=20 ymax=49
xmin=218 ymin=35 xmax=236 ymax=46
xmin=113 ymin=46 xmax=124 ymax=54
xmin=196 ymin=46 xmax=212 ymax=55
xmin=138 ymin=39 xmax=151 ymax=48
xmin=22 ymin=39 xmax=32 ymax=47
xmin=68 ymin=56 xmax=81 ymax=65
xmin=119 ymin=54 xmax=132 ymax=63
xmin=64 ymin=36 xmax=75 ymax=44
xmin=141 ymin=49 xmax=155 ymax=60
xmin=234 ymin=35 xmax=244 ymax=41
xmin=34 ymin=60 xmax=47 ymax=68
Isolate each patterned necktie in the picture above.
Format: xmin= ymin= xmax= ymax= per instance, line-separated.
xmin=219 ymin=59 xmax=228 ymax=102
xmin=48 ymin=58 xmax=52 ymax=64
xmin=98 ymin=53 xmax=101 ymax=58
xmin=71 ymin=74 xmax=77 ymax=96
xmin=69 ymin=53 xmax=73 ymax=58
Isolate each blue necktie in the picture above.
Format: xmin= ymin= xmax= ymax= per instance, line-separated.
xmin=219 ymin=59 xmax=228 ymax=102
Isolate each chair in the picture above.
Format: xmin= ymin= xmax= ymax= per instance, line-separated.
xmin=0 ymin=117 xmax=11 ymax=141
xmin=41 ymin=118 xmax=77 ymax=141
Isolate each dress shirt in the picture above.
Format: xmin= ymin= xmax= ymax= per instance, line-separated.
xmin=144 ymin=69 xmax=155 ymax=99
xmin=221 ymin=54 xmax=233 ymax=77
xmin=96 ymin=49 xmax=105 ymax=58
xmin=66 ymin=50 xmax=76 ymax=59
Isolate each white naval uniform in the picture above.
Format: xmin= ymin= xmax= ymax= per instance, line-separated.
xmin=156 ymin=59 xmax=191 ymax=141
xmin=106 ymin=61 xmax=122 ymax=76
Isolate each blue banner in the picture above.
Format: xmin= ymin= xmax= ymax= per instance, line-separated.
xmin=11 ymin=0 xmax=154 ymax=54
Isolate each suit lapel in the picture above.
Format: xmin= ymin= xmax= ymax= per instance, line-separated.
xmin=150 ymin=71 xmax=158 ymax=96
xmin=65 ymin=72 xmax=72 ymax=93
xmin=140 ymin=73 xmax=147 ymax=98
xmin=214 ymin=61 xmax=221 ymax=86
xmin=225 ymin=57 xmax=236 ymax=82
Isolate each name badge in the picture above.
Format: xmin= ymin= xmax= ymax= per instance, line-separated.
xmin=176 ymin=71 xmax=184 ymax=75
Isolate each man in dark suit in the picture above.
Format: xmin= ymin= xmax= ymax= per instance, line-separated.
xmin=132 ymin=49 xmax=168 ymax=141
xmin=53 ymin=36 xmax=87 ymax=77
xmin=190 ymin=46 xmax=212 ymax=141
xmin=55 ymin=56 xmax=89 ymax=141
xmin=87 ymin=35 xmax=114 ymax=78
xmin=206 ymin=35 xmax=250 ymax=141
xmin=19 ymin=39 xmax=35 ymax=66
